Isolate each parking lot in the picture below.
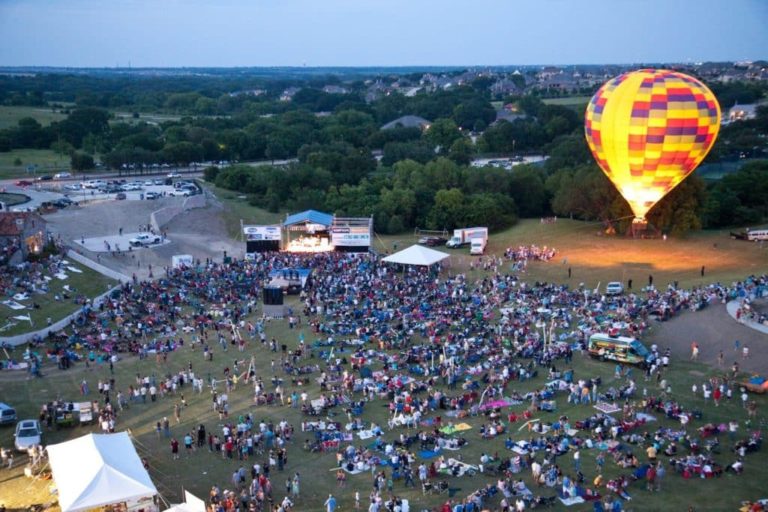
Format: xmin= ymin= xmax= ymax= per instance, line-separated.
xmin=47 ymin=194 xmax=240 ymax=280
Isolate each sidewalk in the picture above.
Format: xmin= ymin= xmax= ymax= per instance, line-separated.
xmin=726 ymin=299 xmax=768 ymax=335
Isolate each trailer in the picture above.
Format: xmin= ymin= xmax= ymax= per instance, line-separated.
xmin=446 ymin=227 xmax=488 ymax=248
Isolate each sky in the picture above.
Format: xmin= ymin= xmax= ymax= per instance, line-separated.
xmin=0 ymin=0 xmax=766 ymax=68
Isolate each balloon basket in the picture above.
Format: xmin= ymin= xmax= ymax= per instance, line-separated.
xmin=628 ymin=219 xmax=660 ymax=239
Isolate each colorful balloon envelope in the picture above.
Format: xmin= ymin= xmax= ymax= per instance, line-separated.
xmin=584 ymin=69 xmax=720 ymax=221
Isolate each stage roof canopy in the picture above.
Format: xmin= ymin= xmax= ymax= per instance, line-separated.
xmin=381 ymin=244 xmax=449 ymax=266
xmin=284 ymin=210 xmax=333 ymax=227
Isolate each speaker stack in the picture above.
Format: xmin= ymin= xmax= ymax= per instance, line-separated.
xmin=262 ymin=287 xmax=287 ymax=318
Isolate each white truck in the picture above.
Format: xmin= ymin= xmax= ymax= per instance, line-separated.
xmin=446 ymin=227 xmax=488 ymax=249
xmin=470 ymin=236 xmax=488 ymax=255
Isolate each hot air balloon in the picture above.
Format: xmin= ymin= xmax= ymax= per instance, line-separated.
xmin=584 ymin=69 xmax=720 ymax=223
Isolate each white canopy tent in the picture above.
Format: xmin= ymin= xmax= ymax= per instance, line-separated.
xmin=381 ymin=244 xmax=449 ymax=266
xmin=163 ymin=491 xmax=206 ymax=512
xmin=47 ymin=432 xmax=158 ymax=512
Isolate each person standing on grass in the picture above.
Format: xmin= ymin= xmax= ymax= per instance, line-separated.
xmin=324 ymin=494 xmax=337 ymax=512
xmin=170 ymin=438 xmax=179 ymax=460
xmin=184 ymin=432 xmax=193 ymax=455
xmin=174 ymin=403 xmax=181 ymax=423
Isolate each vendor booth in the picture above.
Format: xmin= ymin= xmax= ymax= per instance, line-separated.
xmin=47 ymin=432 xmax=158 ymax=512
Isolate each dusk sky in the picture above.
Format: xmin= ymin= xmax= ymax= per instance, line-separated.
xmin=0 ymin=0 xmax=766 ymax=67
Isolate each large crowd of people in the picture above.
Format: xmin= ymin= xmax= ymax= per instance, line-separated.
xmin=3 ymin=247 xmax=767 ymax=511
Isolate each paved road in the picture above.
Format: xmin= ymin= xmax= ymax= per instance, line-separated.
xmin=646 ymin=300 xmax=768 ymax=376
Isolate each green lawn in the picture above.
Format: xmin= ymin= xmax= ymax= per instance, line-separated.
xmin=0 ymin=260 xmax=117 ymax=337
xmin=0 ymin=105 xmax=68 ymax=130
xmin=0 ymin=192 xmax=29 ymax=206
xmin=0 ymin=296 xmax=764 ymax=511
xmin=542 ymin=96 xmax=592 ymax=107
xmin=1 ymin=203 xmax=766 ymax=511
xmin=204 ymin=183 xmax=284 ymax=239
xmin=0 ymin=149 xmax=70 ymax=179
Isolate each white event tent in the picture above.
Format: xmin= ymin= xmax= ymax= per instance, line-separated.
xmin=47 ymin=432 xmax=158 ymax=512
xmin=381 ymin=244 xmax=449 ymax=266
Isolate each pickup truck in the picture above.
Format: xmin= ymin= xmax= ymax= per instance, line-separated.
xmin=129 ymin=233 xmax=161 ymax=247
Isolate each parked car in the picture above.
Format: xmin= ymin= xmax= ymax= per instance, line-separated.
xmin=606 ymin=282 xmax=624 ymax=295
xmin=14 ymin=180 xmax=33 ymax=187
xmin=64 ymin=183 xmax=82 ymax=191
xmin=14 ymin=419 xmax=42 ymax=451
xmin=153 ymin=179 xmax=165 ymax=185
xmin=144 ymin=191 xmax=160 ymax=200
xmin=0 ymin=403 xmax=17 ymax=425
xmin=51 ymin=197 xmax=74 ymax=208
xmin=115 ymin=192 xmax=127 ymax=200
xmin=418 ymin=236 xmax=448 ymax=247
xmin=168 ymin=189 xmax=191 ymax=197
xmin=83 ymin=180 xmax=107 ymax=189
xmin=129 ymin=233 xmax=161 ymax=247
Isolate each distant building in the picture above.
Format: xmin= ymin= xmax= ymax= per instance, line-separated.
xmin=380 ymin=115 xmax=431 ymax=131
xmin=322 ymin=85 xmax=348 ymax=95
xmin=0 ymin=212 xmax=47 ymax=264
xmin=280 ymin=87 xmax=301 ymax=102
xmin=728 ymin=103 xmax=758 ymax=122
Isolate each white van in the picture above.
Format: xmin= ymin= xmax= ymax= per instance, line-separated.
xmin=746 ymin=229 xmax=768 ymax=241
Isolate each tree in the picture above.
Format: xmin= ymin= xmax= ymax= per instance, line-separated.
xmin=448 ymin=137 xmax=474 ymax=165
xmin=424 ymin=118 xmax=462 ymax=153
xmin=70 ymin=152 xmax=95 ymax=171
xmin=427 ymin=188 xmax=466 ymax=230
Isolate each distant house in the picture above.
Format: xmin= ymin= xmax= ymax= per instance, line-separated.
xmin=728 ymin=103 xmax=758 ymax=122
xmin=380 ymin=115 xmax=431 ymax=131
xmin=492 ymin=110 xmax=527 ymax=125
xmin=0 ymin=212 xmax=47 ymax=264
xmin=280 ymin=87 xmax=301 ymax=102
xmin=322 ymin=85 xmax=348 ymax=95
xmin=490 ymin=79 xmax=523 ymax=96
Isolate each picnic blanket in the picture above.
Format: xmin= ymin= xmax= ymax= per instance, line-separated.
xmin=594 ymin=402 xmax=621 ymax=414
xmin=636 ymin=412 xmax=657 ymax=422
xmin=559 ymin=496 xmax=585 ymax=506
xmin=480 ymin=399 xmax=522 ymax=410
xmin=419 ymin=449 xmax=441 ymax=459
xmin=55 ymin=272 xmax=68 ymax=280
xmin=356 ymin=430 xmax=375 ymax=440
xmin=439 ymin=423 xmax=472 ymax=435
xmin=2 ymin=300 xmax=26 ymax=310
xmin=67 ymin=266 xmax=83 ymax=273
xmin=341 ymin=464 xmax=369 ymax=475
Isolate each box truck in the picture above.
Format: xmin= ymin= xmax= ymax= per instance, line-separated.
xmin=446 ymin=227 xmax=488 ymax=248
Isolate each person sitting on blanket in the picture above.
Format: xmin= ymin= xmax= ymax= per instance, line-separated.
xmin=605 ymin=476 xmax=631 ymax=500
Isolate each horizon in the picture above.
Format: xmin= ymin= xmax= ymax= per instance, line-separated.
xmin=1 ymin=0 xmax=766 ymax=68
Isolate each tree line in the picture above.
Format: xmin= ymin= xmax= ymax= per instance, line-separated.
xmin=0 ymin=73 xmax=766 ymax=233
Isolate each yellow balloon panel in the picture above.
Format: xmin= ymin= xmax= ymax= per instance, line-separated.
xmin=585 ymin=69 xmax=720 ymax=219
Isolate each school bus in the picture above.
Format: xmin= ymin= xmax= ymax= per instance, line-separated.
xmin=588 ymin=333 xmax=652 ymax=367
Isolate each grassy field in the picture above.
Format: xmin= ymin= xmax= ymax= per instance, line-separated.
xmin=0 ymin=106 xmax=68 ymax=130
xmin=0 ymin=260 xmax=117 ymax=337
xmin=0 ymin=192 xmax=29 ymax=206
xmin=206 ymin=184 xmax=284 ymax=239
xmin=0 ymin=298 xmax=765 ymax=512
xmin=0 ymin=149 xmax=70 ymax=180
xmin=542 ymin=96 xmax=592 ymax=107
xmin=0 ymin=199 xmax=766 ymax=511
